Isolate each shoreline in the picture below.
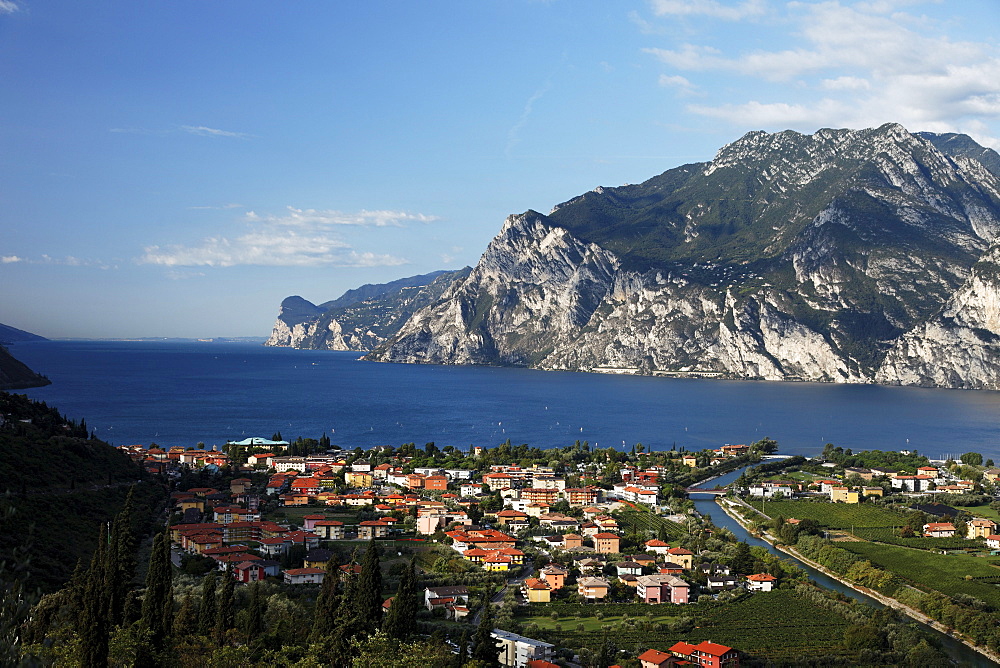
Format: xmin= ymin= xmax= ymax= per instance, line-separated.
xmin=714 ymin=496 xmax=1000 ymax=666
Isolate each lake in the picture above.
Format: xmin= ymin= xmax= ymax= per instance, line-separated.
xmin=11 ymin=339 xmax=1000 ymax=462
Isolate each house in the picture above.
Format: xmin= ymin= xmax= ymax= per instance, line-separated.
xmin=562 ymin=534 xmax=584 ymax=549
xmin=923 ymin=522 xmax=957 ymax=538
xmin=358 ymin=520 xmax=390 ymax=540
xmin=967 ymin=518 xmax=998 ymax=539
xmin=540 ymin=565 xmax=567 ymax=590
xmin=345 ymin=471 xmax=374 ymax=487
xmin=746 ymin=573 xmax=777 ymax=592
xmin=636 ymin=574 xmax=689 ymax=604
xmin=424 ymin=586 xmax=469 ymax=610
xmin=983 ymin=469 xmax=1000 ymax=483
xmin=830 ymin=487 xmax=859 ymax=504
xmin=577 ymin=576 xmax=610 ymax=600
xmin=492 ymin=629 xmax=555 ymax=668
xmin=233 ymin=561 xmax=267 ymax=583
xmin=522 ymin=578 xmax=551 ymax=603
xmin=665 ymin=547 xmax=693 ymax=569
xmin=592 ymin=532 xmax=621 ymax=554
xmin=283 ymin=567 xmax=326 ymax=585
xmin=985 ymin=534 xmax=1000 ymax=550
xmin=616 ymin=561 xmax=643 ymax=577
xmin=707 ymin=574 xmax=738 ymax=591
xmin=645 ymin=539 xmax=670 ymax=555
xmin=669 ymin=640 xmax=740 ymax=668
xmin=313 ymin=520 xmax=345 ymax=540
xmin=639 ymin=648 xmax=685 ymax=668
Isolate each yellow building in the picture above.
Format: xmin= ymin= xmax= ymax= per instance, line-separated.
xmin=346 ymin=471 xmax=374 ymax=487
xmin=830 ymin=487 xmax=859 ymax=504
xmin=861 ymin=487 xmax=884 ymax=498
xmin=522 ymin=578 xmax=551 ymax=603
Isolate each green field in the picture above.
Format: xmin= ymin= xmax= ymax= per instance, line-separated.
xmin=519 ymin=590 xmax=852 ymax=661
xmin=851 ymin=527 xmax=976 ymax=550
xmin=759 ymin=500 xmax=905 ymax=529
xmin=954 ymin=505 xmax=1000 ymax=523
xmin=838 ymin=541 xmax=1000 ymax=608
xmin=617 ymin=510 xmax=687 ymax=540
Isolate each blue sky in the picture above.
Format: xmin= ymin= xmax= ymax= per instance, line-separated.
xmin=2 ymin=0 xmax=999 ymax=338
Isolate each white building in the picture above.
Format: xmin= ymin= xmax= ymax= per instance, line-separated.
xmin=491 ymin=629 xmax=555 ymax=668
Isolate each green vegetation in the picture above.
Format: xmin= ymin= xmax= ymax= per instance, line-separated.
xmin=758 ymin=499 xmax=905 ymax=529
xmin=617 ymin=510 xmax=686 ymax=541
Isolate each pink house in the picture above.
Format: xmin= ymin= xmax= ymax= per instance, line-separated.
xmin=636 ymin=574 xmax=689 ymax=604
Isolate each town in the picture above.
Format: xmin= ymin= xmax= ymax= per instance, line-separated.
xmin=101 ymin=435 xmax=1000 ymax=666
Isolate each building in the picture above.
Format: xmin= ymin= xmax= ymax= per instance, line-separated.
xmin=923 ymin=522 xmax=956 ymax=538
xmin=522 ymin=578 xmax=551 ymax=603
xmin=636 ymin=574 xmax=689 ymax=604
xmin=577 ymin=576 xmax=610 ymax=600
xmin=539 ymin=565 xmax=567 ymax=590
xmin=639 ymin=648 xmax=685 ymax=668
xmin=283 ymin=567 xmax=326 ymax=585
xmin=967 ymin=518 xmax=998 ymax=539
xmin=492 ymin=629 xmax=555 ymax=668
xmin=592 ymin=532 xmax=621 ymax=554
xmin=746 ymin=573 xmax=777 ymax=592
xmin=669 ymin=640 xmax=739 ymax=668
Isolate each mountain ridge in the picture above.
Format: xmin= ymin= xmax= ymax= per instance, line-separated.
xmin=363 ymin=124 xmax=1000 ymax=389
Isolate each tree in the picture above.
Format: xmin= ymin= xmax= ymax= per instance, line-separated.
xmin=173 ymin=591 xmax=198 ymax=638
xmin=730 ymin=541 xmax=754 ymax=575
xmin=311 ymin=554 xmax=341 ymax=640
xmin=78 ymin=524 xmax=110 ymax=667
xmin=961 ymin=452 xmax=983 ymax=466
xmin=356 ymin=539 xmax=383 ymax=629
xmin=383 ymin=559 xmax=417 ymax=640
xmin=471 ymin=590 xmax=498 ymax=666
xmin=240 ymin=582 xmax=265 ymax=643
xmin=139 ymin=531 xmax=173 ymax=651
xmin=108 ymin=487 xmax=138 ymax=628
xmin=198 ymin=571 xmax=217 ymax=635
xmin=214 ymin=568 xmax=236 ymax=645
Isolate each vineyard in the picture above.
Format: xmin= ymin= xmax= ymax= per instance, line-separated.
xmin=518 ymin=590 xmax=853 ymax=661
xmin=838 ymin=541 xmax=1000 ymax=608
xmin=759 ymin=499 xmax=905 ymax=529
xmin=616 ymin=510 xmax=687 ymax=540
xmin=850 ymin=526 xmax=977 ymax=550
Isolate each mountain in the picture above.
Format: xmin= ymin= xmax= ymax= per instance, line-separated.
xmin=0 ymin=345 xmax=50 ymax=390
xmin=266 ymin=268 xmax=471 ymax=351
xmin=366 ymin=124 xmax=1000 ymax=388
xmin=0 ymin=322 xmax=47 ymax=345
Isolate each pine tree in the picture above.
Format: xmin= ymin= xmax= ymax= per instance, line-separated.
xmin=355 ymin=539 xmax=382 ymax=629
xmin=214 ymin=568 xmax=236 ymax=645
xmin=311 ymin=554 xmax=341 ymax=640
xmin=382 ymin=558 xmax=416 ymax=640
xmin=198 ymin=571 xmax=217 ymax=635
xmin=78 ymin=524 xmax=110 ymax=668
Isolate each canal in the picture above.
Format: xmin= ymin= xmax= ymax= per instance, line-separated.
xmin=689 ymin=466 xmax=995 ymax=666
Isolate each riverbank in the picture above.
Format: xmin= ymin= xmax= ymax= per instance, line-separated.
xmin=715 ymin=496 xmax=1000 ymax=666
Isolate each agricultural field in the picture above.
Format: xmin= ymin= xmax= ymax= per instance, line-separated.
xmin=518 ymin=590 xmax=853 ymax=661
xmin=760 ymin=500 xmax=905 ymax=529
xmin=838 ymin=541 xmax=1000 ymax=608
xmin=851 ymin=527 xmax=976 ymax=551
xmin=617 ymin=510 xmax=687 ymax=540
xmin=954 ymin=505 xmax=1000 ymax=523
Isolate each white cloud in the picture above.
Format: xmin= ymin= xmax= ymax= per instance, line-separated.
xmin=137 ymin=205 xmax=433 ymax=268
xmin=643 ymin=1 xmax=1000 ymax=146
xmin=658 ymin=74 xmax=699 ymax=96
xmin=0 ymin=1 xmax=18 ymax=14
xmin=245 ymin=207 xmax=438 ymax=228
xmin=507 ymin=82 xmax=552 ymax=157
xmin=180 ymin=125 xmax=249 ymax=139
xmin=648 ymin=0 xmax=767 ymax=21
xmin=1 ymin=255 xmax=23 ymax=263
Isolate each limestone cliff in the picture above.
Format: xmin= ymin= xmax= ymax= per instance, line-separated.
xmin=367 ymin=124 xmax=1000 ymax=387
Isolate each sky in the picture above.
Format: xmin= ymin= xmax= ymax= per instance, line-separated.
xmin=2 ymin=0 xmax=999 ymax=339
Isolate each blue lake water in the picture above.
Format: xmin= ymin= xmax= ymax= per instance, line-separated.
xmin=10 ymin=339 xmax=1000 ymax=462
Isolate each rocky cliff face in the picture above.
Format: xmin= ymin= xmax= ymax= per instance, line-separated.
xmin=367 ymin=124 xmax=1000 ymax=388
xmin=265 ymin=269 xmax=470 ymax=351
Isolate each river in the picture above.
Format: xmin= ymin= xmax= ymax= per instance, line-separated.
xmin=690 ymin=466 xmax=994 ymax=666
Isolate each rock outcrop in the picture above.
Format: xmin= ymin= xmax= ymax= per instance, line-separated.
xmin=366 ymin=124 xmax=1000 ymax=388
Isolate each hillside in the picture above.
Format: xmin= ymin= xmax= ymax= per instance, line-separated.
xmin=266 ymin=268 xmax=471 ymax=351
xmin=366 ymin=124 xmax=1000 ymax=388
xmin=0 ymin=345 xmax=50 ymax=390
xmin=0 ymin=322 xmax=47 ymax=345
xmin=0 ymin=392 xmax=165 ymax=591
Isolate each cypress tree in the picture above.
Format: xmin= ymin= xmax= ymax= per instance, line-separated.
xmin=214 ymin=568 xmax=236 ymax=645
xmin=355 ymin=539 xmax=382 ymax=629
xmin=311 ymin=553 xmax=341 ymax=640
xmin=78 ymin=525 xmax=110 ymax=668
xmin=240 ymin=582 xmax=265 ymax=643
xmin=382 ymin=558 xmax=416 ymax=640
xmin=108 ymin=487 xmax=137 ymax=627
xmin=471 ymin=592 xmax=498 ymax=666
xmin=198 ymin=571 xmax=217 ymax=635
xmin=140 ymin=532 xmax=173 ymax=650
xmin=173 ymin=590 xmax=198 ymax=638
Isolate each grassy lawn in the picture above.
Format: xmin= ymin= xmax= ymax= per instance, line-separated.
xmin=954 ymin=505 xmax=1000 ymax=523
xmin=270 ymin=507 xmax=359 ymax=525
xmin=759 ymin=500 xmax=905 ymax=529
xmin=519 ymin=590 xmax=852 ymax=661
xmin=838 ymin=541 xmax=1000 ymax=608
